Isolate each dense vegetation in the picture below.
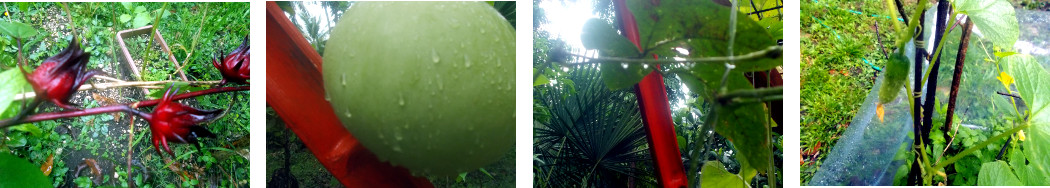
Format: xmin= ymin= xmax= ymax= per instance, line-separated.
xmin=0 ymin=2 xmax=249 ymax=187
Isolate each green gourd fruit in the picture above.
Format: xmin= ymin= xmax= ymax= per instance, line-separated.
xmin=879 ymin=51 xmax=910 ymax=104
xmin=322 ymin=2 xmax=515 ymax=176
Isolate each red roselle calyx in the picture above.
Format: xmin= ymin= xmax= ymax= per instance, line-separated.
xmin=213 ymin=35 xmax=250 ymax=85
xmin=125 ymin=85 xmax=222 ymax=156
xmin=20 ymin=38 xmax=103 ymax=110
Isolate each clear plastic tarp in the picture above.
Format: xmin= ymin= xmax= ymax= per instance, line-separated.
xmin=809 ymin=8 xmax=1050 ymax=186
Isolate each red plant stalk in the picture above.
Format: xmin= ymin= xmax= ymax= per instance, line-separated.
xmin=614 ymin=0 xmax=688 ymax=187
xmin=0 ymin=86 xmax=248 ymax=128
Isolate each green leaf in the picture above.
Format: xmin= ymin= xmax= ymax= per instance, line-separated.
xmin=533 ymin=68 xmax=550 ymax=86
xmin=599 ymin=61 xmax=650 ymax=91
xmin=0 ymin=69 xmax=28 ymax=118
xmin=955 ymin=0 xmax=1019 ymax=48
xmin=16 ymin=3 xmax=29 ymax=12
xmin=579 ymin=18 xmax=650 ymax=90
xmin=9 ymin=124 xmax=41 ymax=136
xmin=119 ymin=14 xmax=132 ymax=23
xmin=120 ymin=2 xmax=133 ymax=12
xmin=0 ymin=153 xmax=52 ymax=187
xmin=701 ymin=161 xmax=749 ymax=188
xmin=579 ymin=18 xmax=639 ymax=57
xmin=0 ymin=21 xmax=38 ymax=39
xmin=1003 ymin=54 xmax=1050 ymax=185
xmin=978 ymin=161 xmax=1023 ymax=186
xmin=132 ymin=12 xmax=151 ymax=28
xmin=628 ymin=0 xmax=779 ymax=72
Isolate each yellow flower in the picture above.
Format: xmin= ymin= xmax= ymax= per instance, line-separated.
xmin=1018 ymin=130 xmax=1026 ymax=141
xmin=997 ymin=71 xmax=1014 ymax=90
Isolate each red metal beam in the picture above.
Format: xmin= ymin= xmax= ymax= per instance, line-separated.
xmin=613 ymin=0 xmax=688 ymax=187
xmin=265 ymin=2 xmax=433 ymax=187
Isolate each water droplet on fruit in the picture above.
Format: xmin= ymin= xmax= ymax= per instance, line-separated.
xmin=431 ymin=49 xmax=440 ymax=64
xmin=398 ymin=94 xmax=405 ymax=106
xmin=344 ymin=107 xmax=352 ymax=118
xmin=393 ymin=145 xmax=403 ymax=153
xmin=395 ymin=131 xmax=403 ymax=141
xmin=464 ymin=55 xmax=471 ymax=68
xmin=643 ymin=64 xmax=649 ymax=69
xmin=341 ymin=73 xmax=347 ymax=86
xmin=324 ymin=94 xmax=331 ymax=102
xmin=621 ymin=63 xmax=629 ymax=69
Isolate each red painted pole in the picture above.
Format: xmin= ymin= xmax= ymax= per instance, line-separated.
xmin=613 ymin=0 xmax=688 ymax=187
xmin=265 ymin=2 xmax=433 ymax=187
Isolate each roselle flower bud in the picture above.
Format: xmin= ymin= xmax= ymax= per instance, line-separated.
xmin=126 ymin=85 xmax=222 ymax=156
xmin=19 ymin=39 xmax=103 ymax=110
xmin=213 ymin=35 xmax=249 ymax=85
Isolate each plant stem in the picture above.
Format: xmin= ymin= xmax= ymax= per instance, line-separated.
xmin=0 ymin=86 xmax=248 ymax=128
xmin=13 ymin=79 xmax=223 ymax=101
xmin=909 ymin=4 xmax=927 ymax=185
xmin=941 ymin=19 xmax=973 ymax=161
xmin=921 ymin=0 xmax=950 ymax=153
xmin=933 ymin=123 xmax=1029 ymax=169
xmin=566 ymin=45 xmax=781 ymax=65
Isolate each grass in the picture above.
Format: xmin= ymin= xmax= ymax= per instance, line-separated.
xmin=0 ymin=2 xmax=249 ymax=187
xmin=800 ymin=0 xmax=908 ymax=184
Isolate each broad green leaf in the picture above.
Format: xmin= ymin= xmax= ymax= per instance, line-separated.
xmin=16 ymin=3 xmax=29 ymax=13
xmin=978 ymin=161 xmax=1023 ymax=186
xmin=121 ymin=2 xmax=133 ymax=12
xmin=119 ymin=14 xmax=132 ymax=23
xmin=534 ymin=74 xmax=550 ymax=86
xmin=688 ymin=63 xmax=772 ymax=173
xmin=132 ymin=12 xmax=151 ymax=28
xmin=1010 ymin=149 xmax=1050 ymax=185
xmin=0 ymin=21 xmax=38 ymax=39
xmin=580 ymin=18 xmax=640 ymax=57
xmin=701 ymin=161 xmax=749 ymax=188
xmin=1003 ymin=55 xmax=1050 ymax=185
xmin=599 ymin=62 xmax=651 ymax=91
xmin=628 ymin=0 xmax=779 ymax=72
xmin=0 ymin=69 xmax=28 ymax=118
xmin=0 ymin=153 xmax=52 ymax=187
xmin=955 ymin=0 xmax=1019 ymax=48
xmin=9 ymin=124 xmax=41 ymax=136
xmin=580 ymin=18 xmax=650 ymax=90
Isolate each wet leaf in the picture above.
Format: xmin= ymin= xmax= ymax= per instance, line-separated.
xmin=956 ymin=0 xmax=1019 ymax=48
xmin=0 ymin=21 xmax=38 ymax=39
xmin=701 ymin=161 xmax=749 ymax=188
xmin=0 ymin=153 xmax=52 ymax=187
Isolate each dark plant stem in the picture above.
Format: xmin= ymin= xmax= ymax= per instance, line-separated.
xmin=996 ymin=91 xmax=1021 ymax=99
xmin=894 ymin=0 xmax=909 ymax=23
xmin=996 ymin=137 xmax=1012 ymax=160
xmin=0 ymin=86 xmax=248 ymax=128
xmin=875 ymin=22 xmax=888 ymax=59
xmin=908 ymin=9 xmax=927 ymax=187
xmin=941 ymin=18 xmax=972 ymax=183
xmin=747 ymin=6 xmax=783 ymax=16
xmin=922 ymin=0 xmax=949 ymax=148
xmin=943 ymin=20 xmax=972 ymax=150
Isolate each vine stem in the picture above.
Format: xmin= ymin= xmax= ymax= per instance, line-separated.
xmin=0 ymin=86 xmax=248 ymax=129
xmin=933 ymin=123 xmax=1029 ymax=170
xmin=14 ymin=79 xmax=223 ymax=101
xmin=564 ymin=45 xmax=781 ymax=65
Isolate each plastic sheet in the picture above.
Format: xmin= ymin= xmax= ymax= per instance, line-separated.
xmin=810 ymin=8 xmax=1050 ymax=186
